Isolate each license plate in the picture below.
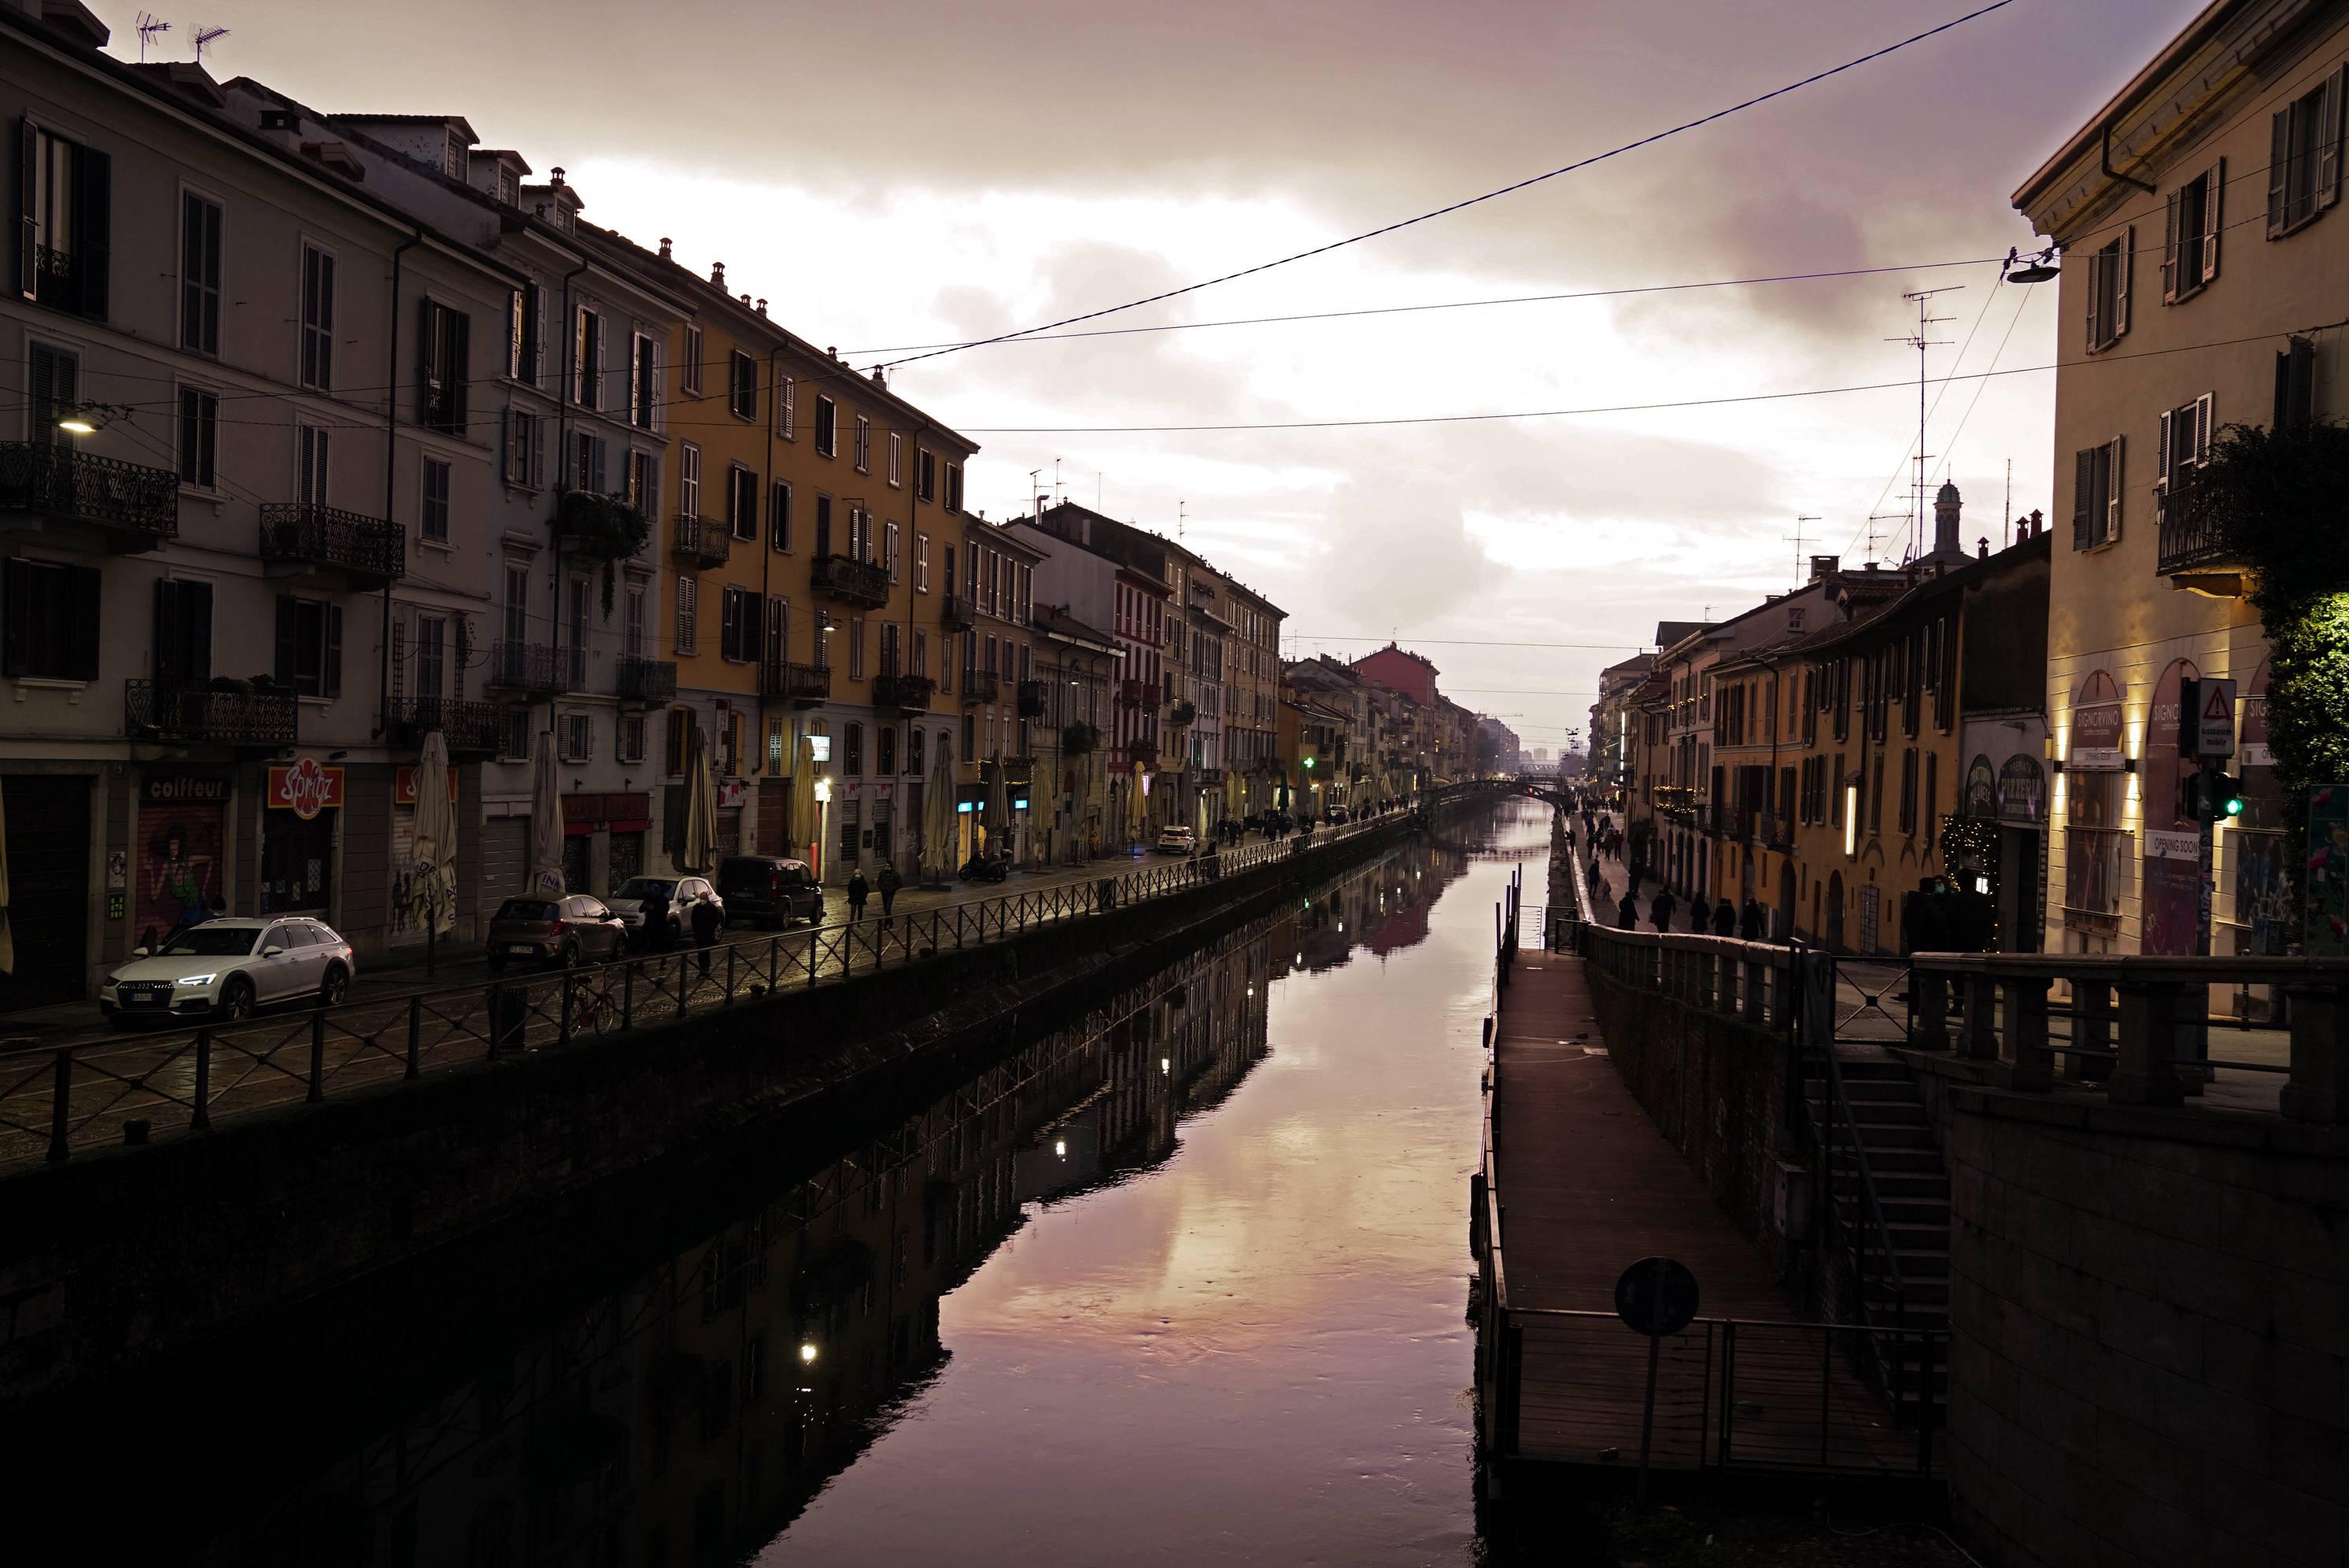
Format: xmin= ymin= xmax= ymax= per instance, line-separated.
xmin=508 ymin=944 xmax=534 ymax=954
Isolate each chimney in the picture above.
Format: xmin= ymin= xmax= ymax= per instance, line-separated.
xmin=1934 ymin=481 xmax=1962 ymax=556
xmin=659 ymin=237 xmax=672 ymax=260
xmin=1808 ymin=553 xmax=1841 ymax=583
xmin=711 ymin=260 xmax=726 ymax=288
xmin=1978 ymin=537 xmax=1990 ymax=560
xmin=755 ymin=298 xmax=767 ymax=316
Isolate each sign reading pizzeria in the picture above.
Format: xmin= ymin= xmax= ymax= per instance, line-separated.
xmin=2068 ymin=670 xmax=2126 ymax=770
xmin=267 ymin=756 xmax=346 ymax=819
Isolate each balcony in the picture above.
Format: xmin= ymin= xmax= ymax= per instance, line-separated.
xmin=962 ymin=669 xmax=1003 ymax=705
xmin=615 ymin=655 xmax=678 ymax=706
xmin=671 ymin=514 xmax=731 ymax=570
xmin=0 ymin=441 xmax=178 ymax=551
xmin=385 ymin=694 xmax=505 ymax=754
xmin=2155 ymin=485 xmax=2244 ymax=592
xmin=125 ymin=680 xmax=298 ymax=749
xmin=762 ymin=658 xmax=831 ymax=708
xmin=941 ymin=593 xmax=973 ymax=632
xmin=258 ymin=503 xmax=405 ymax=584
xmin=813 ymin=553 xmax=889 ymax=608
xmin=1118 ymin=677 xmax=1154 ymax=709
xmin=1166 ymin=699 xmax=1197 ymax=728
xmin=486 ymin=640 xmax=571 ymax=696
xmin=1017 ymin=679 xmax=1046 ymax=718
xmin=872 ymin=672 xmax=935 ymax=715
xmin=999 ymin=754 xmax=1036 ymax=783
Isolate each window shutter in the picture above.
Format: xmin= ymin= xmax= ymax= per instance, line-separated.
xmin=2083 ymin=250 xmax=2100 ymax=350
xmin=627 ymin=335 xmax=643 ymax=426
xmin=2156 ymin=408 xmax=2172 ymax=493
xmin=2270 ymin=109 xmax=2292 ymax=236
xmin=275 ymin=596 xmax=297 ymax=687
xmin=500 ymin=408 xmax=512 ymax=482
xmin=652 ymin=344 xmax=664 ymax=434
xmin=2105 ymin=435 xmax=2125 ymax=544
xmin=2194 ymin=392 xmax=2214 ymax=463
xmin=532 ymin=415 xmax=546 ymax=488
xmin=2160 ymin=190 xmax=2180 ymax=301
xmin=324 ymin=603 xmax=343 ymax=697
xmin=777 ymin=374 xmax=794 ymax=439
xmin=72 ymin=144 xmax=109 ymax=321
xmin=16 ymin=119 xmax=33 ymax=301
xmin=451 ymin=312 xmax=470 ymax=429
xmin=0 ymin=559 xmax=25 ymax=677
xmin=508 ymin=289 xmax=523 ymax=378
xmin=187 ymin=580 xmax=213 ymax=686
xmin=530 ymin=284 xmax=546 ymax=383
xmin=573 ymin=308 xmax=588 ymax=404
xmin=153 ymin=577 xmax=176 ymax=684
xmin=593 ymin=436 xmax=609 ymax=494
xmin=298 ymin=426 xmax=316 ymax=507
xmin=2072 ymin=448 xmax=2094 ymax=550
xmin=2202 ymin=160 xmax=2223 ymax=282
xmin=593 ymin=313 xmax=607 ymax=411
xmin=66 ymin=564 xmax=100 ymax=681
xmin=2325 ymin=68 xmax=2347 ymax=211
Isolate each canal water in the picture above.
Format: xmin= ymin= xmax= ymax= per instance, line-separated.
xmin=165 ymin=801 xmax=1549 ymax=1566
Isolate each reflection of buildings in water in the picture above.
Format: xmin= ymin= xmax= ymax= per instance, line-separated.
xmin=200 ymin=913 xmax=1288 ymax=1568
xmin=1282 ymin=837 xmax=1472 ymax=975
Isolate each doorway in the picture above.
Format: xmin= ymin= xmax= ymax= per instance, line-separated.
xmin=1826 ymin=871 xmax=1845 ymax=952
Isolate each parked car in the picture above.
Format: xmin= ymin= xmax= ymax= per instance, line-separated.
xmin=486 ymin=894 xmax=629 ymax=972
xmin=101 ymin=917 xmax=356 ymax=1023
xmin=1157 ymin=824 xmax=1199 ymax=854
xmin=610 ymin=876 xmax=719 ymax=948
xmin=715 ymin=856 xmax=824 ymax=928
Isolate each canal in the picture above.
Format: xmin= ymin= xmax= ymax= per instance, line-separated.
xmin=134 ymin=802 xmax=1549 ymax=1566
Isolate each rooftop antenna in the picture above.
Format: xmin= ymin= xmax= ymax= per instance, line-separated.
xmin=2003 ymin=458 xmax=2013 ymax=548
xmin=1028 ymin=468 xmax=1041 ymax=518
xmin=1867 ymin=511 xmax=1908 ymax=568
xmin=191 ymin=22 xmax=228 ymax=62
xmin=1889 ymin=286 xmax=1959 ymax=561
xmin=1786 ymin=515 xmax=1821 ymax=583
xmin=1177 ymin=500 xmax=1187 ymax=540
xmin=1052 ymin=456 xmax=1063 ymax=509
xmin=135 ymin=11 xmax=171 ymax=61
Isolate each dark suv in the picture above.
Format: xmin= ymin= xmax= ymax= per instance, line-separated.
xmin=715 ymin=856 xmax=825 ymax=928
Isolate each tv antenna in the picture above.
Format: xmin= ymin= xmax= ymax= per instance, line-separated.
xmin=1177 ymin=499 xmax=1187 ymax=540
xmin=135 ymin=11 xmax=171 ymax=60
xmin=1785 ymin=515 xmax=1821 ymax=583
xmin=1889 ymin=287 xmax=1959 ymax=561
xmin=1867 ymin=511 xmax=1908 ymax=569
xmin=192 ymin=23 xmax=228 ymax=62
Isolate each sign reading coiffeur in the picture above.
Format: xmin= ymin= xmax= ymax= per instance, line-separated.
xmin=268 ymin=756 xmax=346 ymax=819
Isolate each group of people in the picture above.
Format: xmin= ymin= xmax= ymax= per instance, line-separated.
xmin=1614 ymin=886 xmax=1772 ymax=939
xmin=843 ymin=865 xmax=903 ymax=923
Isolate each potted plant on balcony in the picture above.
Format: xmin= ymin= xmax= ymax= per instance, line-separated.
xmin=556 ymin=491 xmax=652 ymax=613
xmin=1062 ymin=721 xmax=1099 ymax=756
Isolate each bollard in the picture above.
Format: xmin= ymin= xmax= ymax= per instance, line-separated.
xmin=191 ymin=1028 xmax=213 ymax=1129
xmin=2111 ymin=980 xmax=2185 ymax=1108
xmin=306 ymin=1011 xmax=327 ymax=1102
xmin=2279 ymin=982 xmax=2349 ymax=1123
xmin=1962 ymin=972 xmax=2000 ymax=1062
xmin=404 ymin=997 xmax=420 ymax=1080
xmin=1996 ymin=977 xmax=2054 ymax=1090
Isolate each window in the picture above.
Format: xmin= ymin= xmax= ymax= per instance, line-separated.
xmin=497 ymin=165 xmax=519 ymax=206
xmin=2158 ymin=395 xmax=2214 ymax=500
xmin=877 ymin=725 xmax=897 ymax=776
xmin=419 ymin=299 xmax=470 ymax=432
xmin=916 ymin=448 xmax=935 ymax=503
xmin=274 ymin=595 xmax=343 ymax=698
xmin=2071 ymin=437 xmax=2123 ymax=550
xmin=557 ymin=710 xmax=591 ymax=763
xmin=2 ymin=558 xmax=99 ymax=680
xmin=2270 ymin=69 xmax=2345 ymax=237
xmin=172 ymin=194 xmax=224 ymax=356
xmin=625 ymin=584 xmax=646 ymax=659
xmin=177 ymin=388 xmax=216 ymax=489
xmin=619 ymin=713 xmax=647 ymax=763
xmin=504 ymin=563 xmax=529 ymax=646
xmin=504 ymin=283 xmax=537 ymax=385
xmin=848 ymin=617 xmax=866 ymax=680
xmin=2162 ymin=161 xmax=2222 ymax=301
xmin=303 ymin=247 xmax=335 ymax=392
xmin=152 ymin=577 xmax=211 ymax=688
xmin=674 ymin=574 xmax=697 ymax=655
xmin=297 ymin=423 xmax=331 ymax=506
xmin=503 ymin=408 xmax=545 ymax=487
xmin=21 ymin=125 xmax=110 ymax=320
xmin=2080 ymin=230 xmax=2129 ymax=352
xmin=565 ymin=577 xmax=589 ymax=688
xmin=886 ymin=520 xmax=900 ymax=582
xmin=443 ymin=131 xmax=465 ymax=179
xmin=664 ymin=707 xmax=693 ymax=776
xmin=814 ymin=396 xmax=837 ymax=456
xmin=680 ymin=442 xmax=701 ymax=518
xmin=729 ymin=351 xmax=757 ymax=420
xmin=776 ymin=373 xmax=795 ymax=439
xmin=502 ymin=707 xmax=530 ymax=761
xmin=888 ymin=431 xmax=903 ymax=487
xmin=880 ymin=622 xmax=902 ymax=677
xmin=909 ymin=725 xmax=925 ymax=777
xmin=630 ymin=333 xmax=659 ymax=430
xmin=570 ymin=432 xmax=608 ymax=493
xmin=719 ymin=585 xmax=763 ymax=662
xmin=945 ymin=462 xmax=962 ymax=513
xmin=416 ymin=614 xmax=445 ymax=699
xmin=850 ymin=505 xmax=873 ymax=564
xmin=962 ymin=711 xmax=976 ymax=759
xmin=766 ymin=596 xmax=788 ymax=673
xmin=770 ymin=481 xmax=792 ymax=552
xmin=2277 ymin=336 xmax=2317 ymax=430
xmin=421 ymin=458 xmax=449 ymax=542
xmin=844 ymin=723 xmax=863 ymax=777
xmin=574 ymin=305 xmax=604 ymax=408
xmin=915 ymin=533 xmax=929 ymax=591
xmin=626 ymin=449 xmax=657 ymax=511
xmin=814 ymin=495 xmax=833 ymax=558
xmin=853 ymin=415 xmax=870 ymax=472
xmin=681 ymin=325 xmax=704 ymax=394
xmin=913 ymin=628 xmax=928 ymax=678
xmin=729 ymin=466 xmax=758 ymax=541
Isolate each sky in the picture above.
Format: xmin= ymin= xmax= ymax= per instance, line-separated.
xmin=127 ymin=0 xmax=2208 ymax=755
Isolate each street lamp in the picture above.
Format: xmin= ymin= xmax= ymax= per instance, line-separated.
xmin=2001 ymin=245 xmax=2059 ymax=284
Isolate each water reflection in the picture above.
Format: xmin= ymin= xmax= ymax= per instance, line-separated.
xmin=159 ymin=810 xmax=1542 ymax=1568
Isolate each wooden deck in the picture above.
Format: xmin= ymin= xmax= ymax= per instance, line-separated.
xmin=1485 ymin=950 xmax=1933 ymax=1477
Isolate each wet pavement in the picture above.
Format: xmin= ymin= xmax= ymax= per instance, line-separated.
xmin=61 ymin=799 xmax=1553 ymax=1566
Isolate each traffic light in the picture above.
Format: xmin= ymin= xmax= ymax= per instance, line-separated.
xmin=2214 ymin=773 xmax=2245 ymax=820
xmin=2181 ymin=772 xmax=2247 ymax=823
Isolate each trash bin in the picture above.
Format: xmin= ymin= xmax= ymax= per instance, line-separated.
xmin=488 ymin=981 xmax=530 ymax=1053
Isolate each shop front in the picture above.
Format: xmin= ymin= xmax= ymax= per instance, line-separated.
xmin=260 ymin=755 xmax=343 ymax=917
xmin=562 ymin=791 xmax=653 ymax=898
xmin=389 ymin=766 xmax=460 ymax=947
xmin=135 ymin=772 xmax=231 ymax=953
xmin=0 ymin=769 xmax=98 ymax=1010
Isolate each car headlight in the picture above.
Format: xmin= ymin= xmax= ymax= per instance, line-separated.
xmin=175 ymin=973 xmax=218 ymax=988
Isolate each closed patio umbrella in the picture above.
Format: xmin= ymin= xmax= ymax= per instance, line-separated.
xmin=1128 ymin=760 xmax=1148 ymax=843
xmin=412 ymin=729 xmax=458 ymax=973
xmin=678 ymin=719 xmax=718 ymax=874
xmin=984 ymin=752 xmax=1011 ymax=857
xmin=921 ymin=742 xmax=956 ymax=884
xmin=790 ymin=735 xmax=818 ymax=870
xmin=527 ymin=730 xmax=566 ymax=897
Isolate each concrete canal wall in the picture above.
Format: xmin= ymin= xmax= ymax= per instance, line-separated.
xmin=0 ymin=793 xmax=1498 ymax=1404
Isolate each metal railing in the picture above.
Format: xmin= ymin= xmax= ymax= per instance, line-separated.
xmin=940 ymin=594 xmax=973 ymax=632
xmin=385 ymin=695 xmax=505 ymax=754
xmin=615 ymin=656 xmax=678 ymax=704
xmin=124 ymin=680 xmax=300 ymax=747
xmin=762 ymin=658 xmax=831 ymax=707
xmin=670 ymin=513 xmax=731 ymax=569
xmin=872 ymin=672 xmax=935 ymax=714
xmin=0 ymin=441 xmax=179 ymax=541
xmin=962 ymin=670 xmax=1002 ymax=704
xmin=486 ymin=640 xmax=570 ymax=695
xmin=812 ymin=553 xmax=888 ymax=607
xmin=2156 ymin=483 xmax=2234 ymax=576
xmin=0 ymin=790 xmax=1498 ymax=1170
xmin=257 ymin=503 xmax=405 ymax=580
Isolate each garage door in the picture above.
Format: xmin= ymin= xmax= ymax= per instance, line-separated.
xmin=1 ymin=775 xmax=92 ymax=1011
xmin=480 ymin=815 xmax=527 ymax=909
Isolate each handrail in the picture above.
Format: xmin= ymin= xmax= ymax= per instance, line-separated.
xmin=1802 ymin=960 xmax=1910 ymax=1341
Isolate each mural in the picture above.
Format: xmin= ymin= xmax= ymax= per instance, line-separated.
xmin=137 ymin=806 xmax=223 ymax=950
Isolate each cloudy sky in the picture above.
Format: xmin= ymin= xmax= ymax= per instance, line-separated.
xmin=146 ymin=0 xmax=2203 ymax=754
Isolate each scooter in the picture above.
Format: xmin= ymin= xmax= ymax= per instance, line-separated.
xmin=958 ymin=852 xmax=1013 ymax=884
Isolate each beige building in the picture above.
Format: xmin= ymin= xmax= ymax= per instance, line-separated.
xmin=2012 ymin=0 xmax=2344 ymax=957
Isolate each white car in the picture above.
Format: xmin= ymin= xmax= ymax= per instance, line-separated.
xmin=610 ymin=875 xmax=721 ymax=946
xmin=101 ymin=917 xmax=356 ymax=1024
xmin=1157 ymin=825 xmax=1199 ymax=854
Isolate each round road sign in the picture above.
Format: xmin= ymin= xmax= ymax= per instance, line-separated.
xmin=1614 ymin=1256 xmax=1700 ymax=1337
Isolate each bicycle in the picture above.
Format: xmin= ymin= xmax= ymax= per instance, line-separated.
xmin=565 ymin=968 xmax=621 ymax=1036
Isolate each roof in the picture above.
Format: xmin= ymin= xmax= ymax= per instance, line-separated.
xmin=2010 ymin=0 xmax=2236 ymax=213
xmin=1653 ymin=620 xmax=1710 ymax=647
xmin=333 ymin=113 xmax=479 ymax=137
xmin=1033 ymin=605 xmax=1119 ymax=651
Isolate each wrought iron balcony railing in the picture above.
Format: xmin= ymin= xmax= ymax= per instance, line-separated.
xmin=763 ymin=658 xmax=831 ymax=707
xmin=615 ymin=655 xmax=678 ymax=705
xmin=384 ymin=694 xmax=506 ymax=754
xmin=1118 ymin=678 xmax=1154 ymax=709
xmin=486 ymin=640 xmax=571 ymax=695
xmin=2155 ymin=485 xmax=2241 ymax=577
xmin=813 ymin=553 xmax=889 ymax=607
xmin=1017 ymin=679 xmax=1047 ymax=718
xmin=125 ymin=680 xmax=298 ymax=748
xmin=0 ymin=441 xmax=178 ymax=546
xmin=962 ymin=670 xmax=1003 ymax=704
xmin=258 ymin=503 xmax=405 ymax=581
xmin=1167 ymin=699 xmax=1197 ymax=727
xmin=941 ymin=593 xmax=974 ymax=632
xmin=872 ymin=672 xmax=935 ymax=714
xmin=671 ymin=513 xmax=731 ymax=570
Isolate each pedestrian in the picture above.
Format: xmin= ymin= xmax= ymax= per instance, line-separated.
xmin=1712 ymin=897 xmax=1737 ymax=937
xmin=639 ymin=891 xmax=672 ymax=952
xmin=877 ymin=863 xmax=902 ymax=921
xmin=689 ymin=891 xmax=722 ymax=977
xmin=1616 ymin=891 xmax=1638 ymax=929
xmin=847 ymin=869 xmax=870 ymax=922
xmin=1649 ymin=887 xmax=1677 ymax=932
xmin=1739 ymin=898 xmax=1764 ymax=941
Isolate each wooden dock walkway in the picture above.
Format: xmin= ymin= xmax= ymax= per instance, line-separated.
xmin=1479 ymin=949 xmax=1934 ymax=1479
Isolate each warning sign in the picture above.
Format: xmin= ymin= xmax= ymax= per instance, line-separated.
xmin=2191 ymin=678 xmax=2236 ymax=758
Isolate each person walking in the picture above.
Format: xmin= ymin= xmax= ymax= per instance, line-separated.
xmin=1739 ymin=897 xmax=1764 ymax=941
xmin=1712 ymin=896 xmax=1738 ymax=937
xmin=877 ymin=864 xmax=902 ymax=921
xmin=847 ymin=869 xmax=870 ymax=923
xmin=1617 ymin=891 xmax=1638 ymax=929
xmin=1649 ymin=887 xmax=1677 ymax=932
xmin=689 ymin=891 xmax=723 ymax=978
